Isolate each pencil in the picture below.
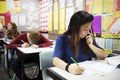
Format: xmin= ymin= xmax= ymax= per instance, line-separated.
xmin=70 ymin=57 xmax=79 ymax=66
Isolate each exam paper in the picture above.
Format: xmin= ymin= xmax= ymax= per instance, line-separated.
xmin=50 ymin=67 xmax=96 ymax=80
xmin=51 ymin=60 xmax=116 ymax=80
xmin=78 ymin=61 xmax=116 ymax=73
xmin=106 ymin=55 xmax=120 ymax=67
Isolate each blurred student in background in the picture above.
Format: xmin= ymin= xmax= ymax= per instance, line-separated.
xmin=7 ymin=22 xmax=19 ymax=40
xmin=7 ymin=22 xmax=20 ymax=63
xmin=7 ymin=31 xmax=53 ymax=80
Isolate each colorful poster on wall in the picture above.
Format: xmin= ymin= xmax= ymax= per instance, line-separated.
xmin=113 ymin=11 xmax=120 ymax=18
xmin=53 ymin=0 xmax=58 ymax=30
xmin=6 ymin=0 xmax=21 ymax=14
xmin=0 ymin=1 xmax=7 ymax=13
xmin=103 ymin=0 xmax=113 ymax=13
xmin=21 ymin=1 xmax=40 ymax=31
xmin=13 ymin=1 xmax=21 ymax=13
xmin=0 ymin=11 xmax=11 ymax=26
xmin=92 ymin=16 xmax=101 ymax=33
xmin=48 ymin=0 xmax=53 ymax=32
xmin=0 ymin=16 xmax=5 ymax=26
xmin=92 ymin=0 xmax=102 ymax=15
xmin=102 ymin=14 xmax=113 ymax=33
xmin=86 ymin=0 xmax=92 ymax=13
xmin=108 ymin=18 xmax=120 ymax=34
xmin=6 ymin=0 xmax=14 ymax=10
xmin=40 ymin=0 xmax=48 ymax=32
xmin=113 ymin=0 xmax=120 ymax=12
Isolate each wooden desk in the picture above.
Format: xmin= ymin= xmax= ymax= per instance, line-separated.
xmin=47 ymin=56 xmax=120 ymax=80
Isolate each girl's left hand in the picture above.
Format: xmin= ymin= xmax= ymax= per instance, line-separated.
xmin=86 ymin=34 xmax=93 ymax=45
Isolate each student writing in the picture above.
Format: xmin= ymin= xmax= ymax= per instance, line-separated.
xmin=7 ymin=31 xmax=53 ymax=80
xmin=53 ymin=11 xmax=105 ymax=75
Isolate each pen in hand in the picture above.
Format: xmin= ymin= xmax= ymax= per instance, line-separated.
xmin=21 ymin=40 xmax=25 ymax=43
xmin=21 ymin=40 xmax=29 ymax=47
xmin=70 ymin=57 xmax=79 ymax=66
xmin=69 ymin=57 xmax=85 ymax=75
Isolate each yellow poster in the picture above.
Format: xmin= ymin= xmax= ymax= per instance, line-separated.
xmin=86 ymin=0 xmax=92 ymax=13
xmin=54 ymin=1 xmax=58 ymax=30
xmin=59 ymin=8 xmax=65 ymax=34
xmin=14 ymin=1 xmax=21 ymax=13
xmin=102 ymin=15 xmax=113 ymax=32
xmin=92 ymin=0 xmax=102 ymax=15
xmin=103 ymin=0 xmax=113 ymax=13
xmin=48 ymin=11 xmax=52 ymax=31
xmin=114 ymin=11 xmax=120 ymax=18
xmin=0 ymin=1 xmax=7 ymax=13
xmin=11 ymin=1 xmax=21 ymax=14
xmin=54 ymin=10 xmax=58 ymax=30
xmin=0 ymin=16 xmax=5 ymax=25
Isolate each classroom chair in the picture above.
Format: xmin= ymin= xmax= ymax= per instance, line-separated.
xmin=39 ymin=49 xmax=54 ymax=80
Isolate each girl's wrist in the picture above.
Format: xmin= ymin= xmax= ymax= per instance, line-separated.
xmin=65 ymin=64 xmax=71 ymax=72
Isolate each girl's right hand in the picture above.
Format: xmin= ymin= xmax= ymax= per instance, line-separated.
xmin=68 ymin=65 xmax=85 ymax=75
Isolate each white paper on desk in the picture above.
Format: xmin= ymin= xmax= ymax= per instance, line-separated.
xmin=78 ymin=61 xmax=116 ymax=73
xmin=106 ymin=59 xmax=120 ymax=67
xmin=51 ymin=67 xmax=96 ymax=80
xmin=106 ymin=55 xmax=120 ymax=67
xmin=89 ymin=62 xmax=116 ymax=73
xmin=51 ymin=60 xmax=116 ymax=80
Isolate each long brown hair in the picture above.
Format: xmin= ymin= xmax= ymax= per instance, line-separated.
xmin=63 ymin=11 xmax=95 ymax=57
xmin=7 ymin=22 xmax=19 ymax=39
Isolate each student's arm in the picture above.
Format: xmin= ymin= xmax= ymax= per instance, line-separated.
xmin=7 ymin=33 xmax=24 ymax=49
xmin=53 ymin=36 xmax=84 ymax=75
xmin=38 ymin=34 xmax=53 ymax=47
xmin=86 ymin=35 xmax=106 ymax=59
xmin=53 ymin=57 xmax=85 ymax=75
xmin=53 ymin=57 xmax=67 ymax=71
xmin=89 ymin=44 xmax=105 ymax=59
